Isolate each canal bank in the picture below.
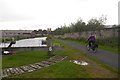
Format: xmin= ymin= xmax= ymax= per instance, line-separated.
xmin=1 ymin=46 xmax=64 ymax=53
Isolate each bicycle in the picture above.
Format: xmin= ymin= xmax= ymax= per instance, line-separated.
xmin=86 ymin=42 xmax=98 ymax=53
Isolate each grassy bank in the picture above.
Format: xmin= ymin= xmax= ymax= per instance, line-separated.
xmin=12 ymin=60 xmax=91 ymax=78
xmin=2 ymin=51 xmax=48 ymax=69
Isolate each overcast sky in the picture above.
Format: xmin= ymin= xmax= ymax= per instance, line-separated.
xmin=0 ymin=0 xmax=119 ymax=30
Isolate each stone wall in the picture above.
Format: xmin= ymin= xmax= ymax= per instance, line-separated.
xmin=57 ymin=27 xmax=119 ymax=39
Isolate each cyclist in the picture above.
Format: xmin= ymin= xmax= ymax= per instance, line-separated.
xmin=87 ymin=32 xmax=96 ymax=52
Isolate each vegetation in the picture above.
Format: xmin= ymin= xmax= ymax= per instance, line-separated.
xmin=96 ymin=38 xmax=118 ymax=50
xmin=2 ymin=51 xmax=48 ymax=69
xmin=0 ymin=37 xmax=13 ymax=42
xmin=11 ymin=60 xmax=91 ymax=78
xmin=0 ymin=37 xmax=27 ymax=43
xmin=54 ymin=15 xmax=107 ymax=35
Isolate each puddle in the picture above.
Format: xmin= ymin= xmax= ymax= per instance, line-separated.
xmin=70 ymin=60 xmax=88 ymax=66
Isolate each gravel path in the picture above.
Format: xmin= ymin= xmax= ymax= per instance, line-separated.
xmin=60 ymin=40 xmax=119 ymax=69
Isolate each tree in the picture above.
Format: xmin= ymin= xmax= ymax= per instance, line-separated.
xmin=42 ymin=30 xmax=47 ymax=34
xmin=53 ymin=15 xmax=107 ymax=35
xmin=87 ymin=15 xmax=107 ymax=31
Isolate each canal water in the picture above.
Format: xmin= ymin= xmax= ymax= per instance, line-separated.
xmin=0 ymin=37 xmax=47 ymax=48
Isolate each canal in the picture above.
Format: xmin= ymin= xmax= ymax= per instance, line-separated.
xmin=0 ymin=37 xmax=47 ymax=48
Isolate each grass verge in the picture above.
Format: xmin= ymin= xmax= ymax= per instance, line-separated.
xmin=2 ymin=51 xmax=48 ymax=69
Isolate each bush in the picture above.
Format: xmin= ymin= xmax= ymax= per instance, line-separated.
xmin=96 ymin=38 xmax=118 ymax=48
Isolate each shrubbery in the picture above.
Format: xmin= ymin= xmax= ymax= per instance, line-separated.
xmin=1 ymin=38 xmax=12 ymax=42
xmin=96 ymin=38 xmax=118 ymax=48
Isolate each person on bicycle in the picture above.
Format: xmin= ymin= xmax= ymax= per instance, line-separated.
xmin=87 ymin=32 xmax=96 ymax=51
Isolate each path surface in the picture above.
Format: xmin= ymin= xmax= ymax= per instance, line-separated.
xmin=60 ymin=40 xmax=119 ymax=69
